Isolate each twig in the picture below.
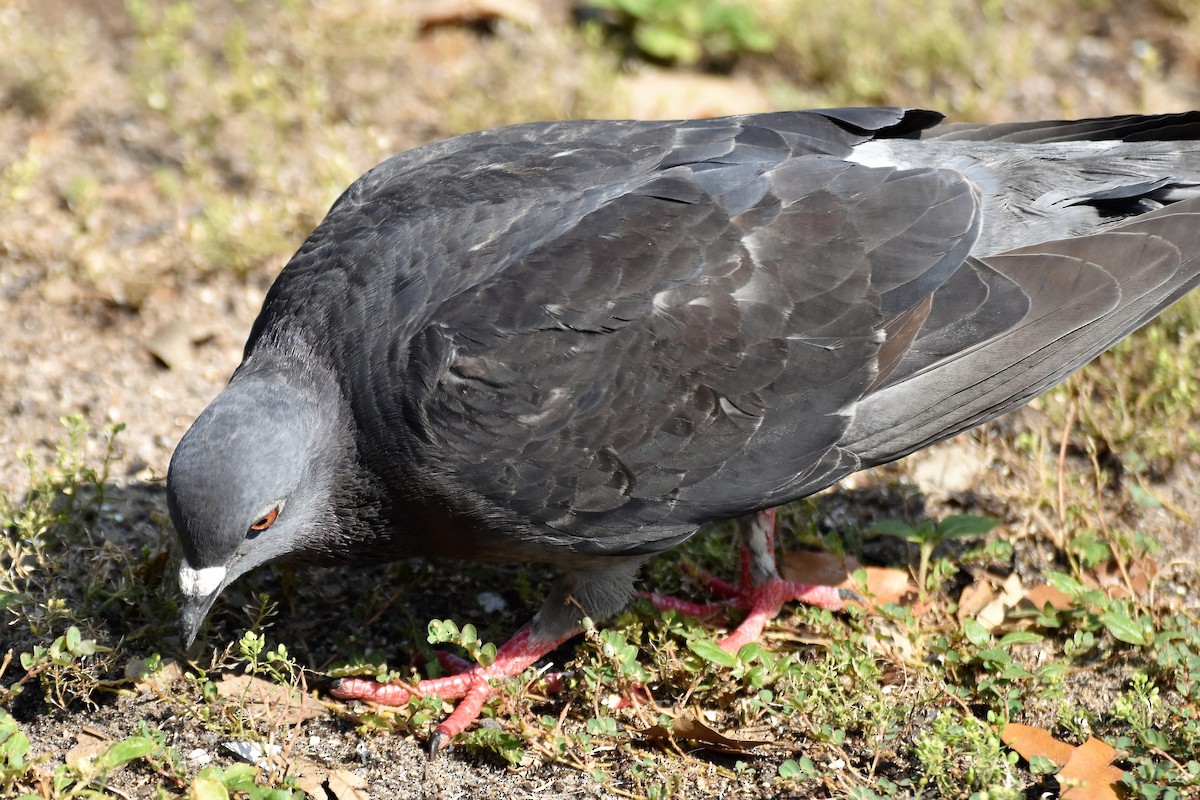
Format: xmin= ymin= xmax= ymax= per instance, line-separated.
xmin=1056 ymin=398 xmax=1078 ymax=536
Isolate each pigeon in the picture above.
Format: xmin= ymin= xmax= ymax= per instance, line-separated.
xmin=167 ymin=107 xmax=1200 ymax=752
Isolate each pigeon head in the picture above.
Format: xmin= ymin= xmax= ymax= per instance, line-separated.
xmin=167 ymin=363 xmax=351 ymax=647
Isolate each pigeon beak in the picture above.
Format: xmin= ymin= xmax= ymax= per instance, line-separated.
xmin=178 ymin=563 xmax=228 ymax=649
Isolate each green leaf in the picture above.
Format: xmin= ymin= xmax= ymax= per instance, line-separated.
xmin=779 ymin=757 xmax=815 ymax=779
xmin=1044 ymin=571 xmax=1085 ymax=597
xmin=0 ymin=591 xmax=25 ymax=612
xmin=1128 ymin=484 xmax=1162 ymax=509
xmin=64 ymin=626 xmax=81 ymax=653
xmin=997 ymin=631 xmax=1044 ymax=648
xmin=735 ymin=642 xmax=764 ymax=664
xmin=190 ymin=776 xmax=231 ymax=800
xmin=937 ymin=515 xmax=999 ymax=539
xmin=1068 ymin=530 xmax=1111 ymax=569
xmin=1100 ymin=607 xmax=1152 ymax=646
xmin=688 ymin=638 xmax=737 ymax=668
xmin=1029 ymin=754 xmax=1059 ymax=775
xmin=963 ymin=618 xmax=990 ymax=648
xmin=634 ymin=23 xmax=701 ymax=63
xmin=94 ymin=736 xmax=157 ymax=772
xmin=1035 ymin=662 xmax=1069 ymax=682
xmin=206 ymin=762 xmax=259 ymax=791
xmin=868 ymin=520 xmax=916 ymax=540
xmin=0 ymin=711 xmax=30 ymax=767
xmin=977 ymin=647 xmax=1011 ymax=665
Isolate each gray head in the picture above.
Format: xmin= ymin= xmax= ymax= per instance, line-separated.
xmin=167 ymin=366 xmax=351 ymax=647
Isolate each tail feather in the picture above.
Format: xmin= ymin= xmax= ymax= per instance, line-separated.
xmin=845 ymin=195 xmax=1200 ymax=465
xmin=927 ymin=110 xmax=1200 ymax=143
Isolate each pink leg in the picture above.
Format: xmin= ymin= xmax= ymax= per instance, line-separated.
xmin=639 ymin=591 xmax=728 ymax=618
xmin=435 ymin=650 xmax=473 ymax=675
xmin=331 ymin=623 xmax=576 ymax=753
xmin=641 ymin=508 xmax=849 ymax=653
xmin=718 ymin=508 xmax=846 ymax=651
xmin=717 ymin=577 xmax=844 ymax=652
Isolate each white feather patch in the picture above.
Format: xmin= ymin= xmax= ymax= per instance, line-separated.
xmin=845 ymin=141 xmax=902 ymax=169
xmin=179 ymin=564 xmax=227 ymax=598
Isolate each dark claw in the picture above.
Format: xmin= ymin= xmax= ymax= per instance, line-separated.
xmin=428 ymin=730 xmax=448 ymax=760
xmin=837 ymin=588 xmax=863 ymax=604
xmin=307 ymin=673 xmax=337 ymax=692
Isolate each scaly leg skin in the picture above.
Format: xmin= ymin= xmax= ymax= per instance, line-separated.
xmin=330 ymin=623 xmax=576 ymax=755
xmin=646 ymin=508 xmax=852 ymax=653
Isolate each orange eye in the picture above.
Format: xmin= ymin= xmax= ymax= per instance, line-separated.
xmin=250 ymin=507 xmax=279 ymax=532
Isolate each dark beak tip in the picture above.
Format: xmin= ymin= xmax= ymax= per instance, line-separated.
xmin=178 ymin=591 xmax=220 ymax=652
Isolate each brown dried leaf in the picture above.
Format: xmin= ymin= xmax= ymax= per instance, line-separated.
xmin=65 ymin=731 xmax=110 ymax=768
xmin=216 ymin=673 xmax=326 ymax=725
xmin=637 ymin=712 xmax=768 ymax=754
xmin=1000 ymin=724 xmax=1125 ymax=799
xmin=779 ymin=550 xmax=854 ymax=586
xmin=1022 ymin=584 xmax=1075 ymax=611
xmin=293 ymin=758 xmax=330 ymax=800
xmin=858 ymin=565 xmax=920 ymax=608
xmin=327 ymin=768 xmax=371 ymax=800
xmin=779 ymin=551 xmax=918 ymax=611
xmin=1096 ymin=557 xmax=1158 ymax=599
xmin=293 ymin=758 xmax=370 ymax=800
xmin=1059 ymin=737 xmax=1124 ymax=800
xmin=956 ymin=581 xmax=997 ymax=624
xmin=999 ymin=722 xmax=1075 ymax=766
xmin=959 ymin=573 xmax=1023 ymax=629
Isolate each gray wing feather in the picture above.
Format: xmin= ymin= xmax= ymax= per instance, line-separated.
xmin=846 ymin=199 xmax=1200 ymax=463
xmin=415 ymin=158 xmax=980 ymax=553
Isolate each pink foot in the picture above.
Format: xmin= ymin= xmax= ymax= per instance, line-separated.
xmin=717 ymin=577 xmax=845 ymax=653
xmin=330 ymin=624 xmax=575 ymax=753
xmin=642 ymin=508 xmax=852 ymax=654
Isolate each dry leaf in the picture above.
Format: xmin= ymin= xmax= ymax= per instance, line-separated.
xmin=637 ymin=712 xmax=768 ymax=754
xmin=779 ymin=550 xmax=853 ymax=587
xmin=65 ymin=730 xmax=110 ymax=768
xmin=1095 ymin=557 xmax=1158 ymax=599
xmin=1000 ymin=722 xmax=1075 ymax=765
xmin=1022 ymin=584 xmax=1074 ymax=611
xmin=293 ymin=757 xmax=332 ymax=800
xmin=1059 ymin=737 xmax=1125 ymax=799
xmin=956 ymin=581 xmax=997 ymax=624
xmin=779 ymin=551 xmax=918 ymax=611
xmin=858 ymin=566 xmax=919 ymax=608
xmin=1000 ymin=724 xmax=1125 ymax=799
xmin=292 ymin=758 xmax=370 ymax=800
xmin=216 ymin=673 xmax=326 ymax=725
xmin=327 ymin=768 xmax=371 ymax=800
xmin=959 ymin=573 xmax=1024 ymax=629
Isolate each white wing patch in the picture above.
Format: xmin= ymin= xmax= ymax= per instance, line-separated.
xmin=844 ymin=141 xmax=903 ymax=169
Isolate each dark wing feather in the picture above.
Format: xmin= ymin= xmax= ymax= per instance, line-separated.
xmin=845 ymin=197 xmax=1200 ymax=463
xmin=927 ymin=111 xmax=1200 ymax=143
xmin=410 ymin=157 xmax=980 ymax=555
